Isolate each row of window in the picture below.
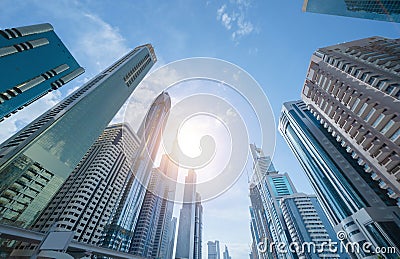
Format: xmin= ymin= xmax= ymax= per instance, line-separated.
xmin=312 ymin=72 xmax=400 ymax=144
xmin=324 ymin=56 xmax=400 ymax=99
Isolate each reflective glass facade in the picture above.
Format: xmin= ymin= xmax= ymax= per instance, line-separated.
xmin=279 ymin=100 xmax=400 ymax=258
xmin=0 ymin=23 xmax=84 ymax=120
xmin=0 ymin=44 xmax=156 ymax=228
xmin=249 ymin=145 xmax=296 ymax=259
xmin=99 ymin=92 xmax=171 ymax=252
xmin=303 ymin=0 xmax=400 ymax=22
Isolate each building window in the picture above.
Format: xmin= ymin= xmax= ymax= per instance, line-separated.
xmin=380 ymin=120 xmax=395 ymax=135
xmin=389 ymin=129 xmax=400 ymax=141
xmin=350 ymin=98 xmax=360 ymax=111
xmin=371 ymin=113 xmax=385 ymax=127
xmin=357 ymin=103 xmax=368 ymax=116
xmin=365 ymin=108 xmax=376 ymax=122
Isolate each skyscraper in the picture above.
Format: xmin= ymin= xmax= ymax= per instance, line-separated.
xmin=280 ymin=193 xmax=344 ymax=258
xmin=207 ymin=240 xmax=221 ymax=259
xmin=99 ymin=92 xmax=171 ymax=252
xmin=166 ymin=217 xmax=178 ymax=259
xmin=249 ymin=206 xmax=265 ymax=259
xmin=11 ymin=123 xmax=140 ymax=256
xmin=249 ymin=144 xmax=296 ymax=259
xmin=249 ymin=144 xmax=347 ymax=258
xmin=0 ymin=44 xmax=156 ymax=228
xmin=193 ymin=192 xmax=203 ymax=259
xmin=0 ymin=23 xmax=84 ymax=120
xmin=130 ymin=153 xmax=178 ymax=258
xmin=301 ymin=36 xmax=400 ymax=204
xmin=279 ymin=100 xmax=400 ymax=258
xmin=222 ymin=245 xmax=231 ymax=259
xmin=175 ymin=170 xmax=203 ymax=259
xmin=302 ymin=0 xmax=400 ymax=23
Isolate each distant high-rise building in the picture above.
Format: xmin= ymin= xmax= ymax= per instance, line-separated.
xmin=207 ymin=240 xmax=220 ymax=259
xmin=130 ymin=153 xmax=178 ymax=258
xmin=100 ymin=92 xmax=171 ymax=252
xmin=249 ymin=206 xmax=265 ymax=259
xmin=0 ymin=44 xmax=156 ymax=228
xmin=249 ymin=144 xmax=296 ymax=259
xmin=176 ymin=170 xmax=203 ymax=259
xmin=166 ymin=217 xmax=178 ymax=259
xmin=11 ymin=123 xmax=139 ymax=256
xmin=279 ymin=100 xmax=400 ymax=258
xmin=194 ymin=192 xmax=203 ymax=259
xmin=0 ymin=23 xmax=84 ymax=120
xmin=222 ymin=245 xmax=231 ymax=259
xmin=280 ymin=193 xmax=345 ymax=258
xmin=249 ymin=144 xmax=348 ymax=258
xmin=301 ymin=36 xmax=400 ymax=203
xmin=302 ymin=0 xmax=400 ymax=22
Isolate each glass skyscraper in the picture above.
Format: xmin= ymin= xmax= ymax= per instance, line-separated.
xmin=130 ymin=153 xmax=178 ymax=258
xmin=0 ymin=23 xmax=84 ymax=120
xmin=280 ymin=193 xmax=345 ymax=258
xmin=249 ymin=144 xmax=348 ymax=258
xmin=302 ymin=0 xmax=400 ymax=23
xmin=208 ymin=240 xmax=221 ymax=259
xmin=0 ymin=44 xmax=156 ymax=228
xmin=248 ymin=144 xmax=296 ymax=259
xmin=279 ymin=100 xmax=400 ymax=258
xmin=175 ymin=170 xmax=203 ymax=259
xmin=99 ymin=92 xmax=171 ymax=252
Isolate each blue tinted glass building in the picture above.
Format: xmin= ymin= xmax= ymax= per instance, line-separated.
xmin=0 ymin=44 xmax=156 ymax=228
xmin=302 ymin=0 xmax=400 ymax=23
xmin=280 ymin=193 xmax=345 ymax=258
xmin=279 ymin=101 xmax=400 ymax=258
xmin=99 ymin=92 xmax=171 ymax=252
xmin=0 ymin=23 xmax=84 ymax=120
xmin=249 ymin=144 xmax=297 ymax=259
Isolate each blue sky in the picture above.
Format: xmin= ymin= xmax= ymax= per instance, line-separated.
xmin=1 ymin=1 xmax=400 ymax=258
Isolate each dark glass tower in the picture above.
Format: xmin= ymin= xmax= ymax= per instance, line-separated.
xmin=0 ymin=23 xmax=84 ymax=120
xmin=0 ymin=44 xmax=156 ymax=228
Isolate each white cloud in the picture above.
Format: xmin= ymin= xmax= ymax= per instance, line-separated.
xmin=216 ymin=1 xmax=256 ymax=41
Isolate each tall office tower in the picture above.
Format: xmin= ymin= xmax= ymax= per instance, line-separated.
xmin=11 ymin=123 xmax=140 ymax=256
xmin=100 ymin=92 xmax=171 ymax=252
xmin=248 ymin=144 xmax=296 ymax=259
xmin=207 ymin=240 xmax=221 ymax=259
xmin=345 ymin=0 xmax=400 ymax=14
xmin=0 ymin=44 xmax=156 ymax=228
xmin=301 ymin=36 xmax=400 ymax=204
xmin=165 ymin=217 xmax=178 ymax=259
xmin=249 ymin=206 xmax=263 ymax=259
xmin=280 ymin=193 xmax=345 ymax=258
xmin=193 ymin=192 xmax=203 ymax=259
xmin=222 ymin=245 xmax=231 ymax=259
xmin=302 ymin=0 xmax=400 ymax=22
xmin=130 ymin=153 xmax=178 ymax=258
xmin=175 ymin=170 xmax=201 ymax=259
xmin=0 ymin=23 xmax=84 ymax=120
xmin=279 ymin=101 xmax=400 ymax=258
